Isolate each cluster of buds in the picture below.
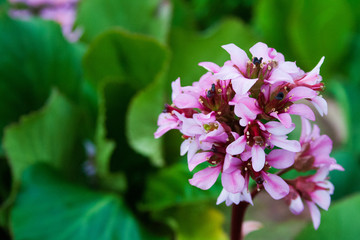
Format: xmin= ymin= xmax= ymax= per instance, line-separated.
xmin=9 ymin=0 xmax=81 ymax=42
xmin=154 ymin=42 xmax=343 ymax=229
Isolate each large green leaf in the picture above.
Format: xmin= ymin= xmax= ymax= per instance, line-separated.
xmin=11 ymin=164 xmax=141 ymax=240
xmin=76 ymin=0 xmax=172 ymax=43
xmin=296 ymin=194 xmax=360 ymax=240
xmin=252 ymin=0 xmax=294 ymax=55
xmin=168 ymin=18 xmax=258 ymax=87
xmin=140 ymin=161 xmax=222 ymax=211
xmin=83 ymin=29 xmax=169 ymax=90
xmin=288 ymin=0 xmax=354 ymax=75
xmin=0 ymin=16 xmax=83 ymax=152
xmin=126 ymin=70 xmax=166 ymax=167
xmin=3 ymin=90 xmax=82 ymax=182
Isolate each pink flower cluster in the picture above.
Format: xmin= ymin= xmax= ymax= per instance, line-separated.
xmin=155 ymin=42 xmax=343 ymax=229
xmin=9 ymin=0 xmax=81 ymax=42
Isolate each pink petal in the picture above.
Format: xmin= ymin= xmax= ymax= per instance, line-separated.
xmin=310 ymin=135 xmax=332 ymax=156
xmin=226 ymin=136 xmax=246 ymax=155
xmin=270 ymin=112 xmax=293 ymax=128
xmin=173 ymin=94 xmax=201 ymax=109
xmin=278 ymin=61 xmax=299 ymax=74
xmin=311 ymin=96 xmax=328 ymax=116
xmin=266 ymin=149 xmax=295 ymax=169
xmin=180 ymin=138 xmax=191 ymax=156
xmin=250 ymin=42 xmax=272 ymax=62
xmin=310 ymin=167 xmax=329 ymax=181
xmin=171 ymin=78 xmax=181 ymax=101
xmin=287 ymin=86 xmax=317 ymax=102
xmin=269 ymin=135 xmax=301 ymax=152
xmin=222 ymin=43 xmax=249 ymax=72
xmin=189 ymin=166 xmax=221 ymax=190
xmin=311 ymin=190 xmax=331 ymax=210
xmin=262 ymin=172 xmax=289 ymax=200
xmin=188 ymin=152 xmax=212 ymax=171
xmin=306 ymin=201 xmax=321 ymax=230
xmin=287 ymin=104 xmax=315 ymax=121
xmin=198 ymin=62 xmax=220 ymax=73
xmin=300 ymin=117 xmax=312 ymax=143
xmin=232 ymin=76 xmax=258 ymax=95
xmin=221 ymin=170 xmax=245 ymax=193
xmin=251 ymin=145 xmax=265 ymax=172
xmin=265 ymin=121 xmax=295 ymax=135
xmin=268 ymin=69 xmax=294 ymax=84
xmin=289 ymin=194 xmax=304 ymax=215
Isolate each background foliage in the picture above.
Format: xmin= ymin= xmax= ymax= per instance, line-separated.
xmin=0 ymin=0 xmax=359 ymax=239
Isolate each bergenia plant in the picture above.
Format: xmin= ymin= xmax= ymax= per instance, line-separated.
xmin=154 ymin=42 xmax=343 ymax=239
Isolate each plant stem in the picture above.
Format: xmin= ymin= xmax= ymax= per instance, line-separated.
xmin=230 ymin=189 xmax=260 ymax=240
xmin=231 ymin=201 xmax=249 ymax=240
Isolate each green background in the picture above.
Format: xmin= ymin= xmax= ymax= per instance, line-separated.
xmin=0 ymin=0 xmax=360 ymax=239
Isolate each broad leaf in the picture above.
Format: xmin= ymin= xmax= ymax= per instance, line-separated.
xmin=288 ymin=0 xmax=354 ymax=75
xmin=141 ymin=161 xmax=222 ymax=211
xmin=3 ymin=90 xmax=81 ymax=182
xmin=76 ymin=0 xmax=172 ymax=43
xmin=0 ymin=16 xmax=83 ymax=152
xmin=296 ymin=194 xmax=360 ymax=240
xmin=11 ymin=164 xmax=141 ymax=240
xmin=168 ymin=18 xmax=258 ymax=87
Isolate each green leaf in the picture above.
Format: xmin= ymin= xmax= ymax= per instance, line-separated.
xmin=83 ymin=29 xmax=169 ymax=90
xmin=126 ymin=73 xmax=166 ymax=167
xmin=252 ymin=0 xmax=294 ymax=54
xmin=140 ymin=161 xmax=222 ymax=211
xmin=11 ymin=164 xmax=141 ymax=240
xmin=76 ymin=0 xmax=172 ymax=43
xmin=295 ymin=194 xmax=360 ymax=240
xmin=168 ymin=18 xmax=258 ymax=87
xmin=0 ymin=16 xmax=83 ymax=151
xmin=3 ymin=90 xmax=82 ymax=182
xmin=288 ymin=0 xmax=354 ymax=74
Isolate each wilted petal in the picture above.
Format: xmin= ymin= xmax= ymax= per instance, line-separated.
xmin=267 ymin=149 xmax=295 ymax=169
xmin=287 ymin=104 xmax=315 ymax=121
xmin=307 ymin=201 xmax=321 ymax=230
xmin=222 ymin=170 xmax=245 ymax=193
xmin=222 ymin=43 xmax=249 ymax=72
xmin=189 ymin=166 xmax=221 ymax=190
xmin=252 ymin=145 xmax=265 ymax=172
xmin=262 ymin=172 xmax=289 ymax=200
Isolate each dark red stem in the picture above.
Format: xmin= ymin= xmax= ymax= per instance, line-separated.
xmin=230 ymin=189 xmax=260 ymax=240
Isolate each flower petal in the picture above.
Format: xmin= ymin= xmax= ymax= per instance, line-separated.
xmin=188 ymin=151 xmax=212 ymax=171
xmin=226 ymin=136 xmax=246 ymax=155
xmin=221 ymin=170 xmax=245 ymax=193
xmin=307 ymin=201 xmax=321 ymax=230
xmin=198 ymin=62 xmax=221 ymax=73
xmin=311 ymin=190 xmax=331 ymax=211
xmin=289 ymin=194 xmax=304 ymax=215
xmin=252 ymin=145 xmax=265 ymax=172
xmin=262 ymin=172 xmax=289 ymax=200
xmin=287 ymin=104 xmax=315 ymax=121
xmin=222 ymin=43 xmax=249 ymax=72
xmin=189 ymin=166 xmax=221 ymax=190
xmin=287 ymin=86 xmax=317 ymax=102
xmin=270 ymin=135 xmax=301 ymax=152
xmin=265 ymin=121 xmax=295 ymax=135
xmin=232 ymin=76 xmax=258 ymax=95
xmin=311 ymin=96 xmax=328 ymax=116
xmin=266 ymin=149 xmax=295 ymax=169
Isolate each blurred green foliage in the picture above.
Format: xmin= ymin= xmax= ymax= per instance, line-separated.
xmin=0 ymin=0 xmax=360 ymax=239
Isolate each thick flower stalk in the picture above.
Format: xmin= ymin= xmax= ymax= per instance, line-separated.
xmin=154 ymin=42 xmax=343 ymax=234
xmin=9 ymin=0 xmax=81 ymax=42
